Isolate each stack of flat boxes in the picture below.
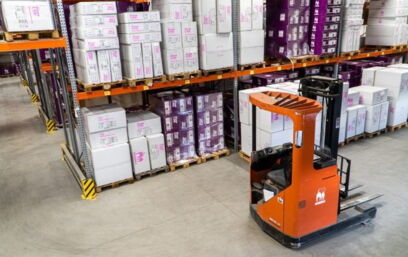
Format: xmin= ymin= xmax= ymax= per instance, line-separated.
xmin=265 ymin=0 xmax=310 ymax=58
xmin=338 ymin=82 xmax=350 ymax=144
xmin=344 ymin=89 xmax=367 ymax=140
xmin=127 ymin=111 xmax=167 ymax=174
xmin=153 ymin=0 xmax=199 ymax=74
xmin=70 ymin=2 xmax=122 ymax=85
xmin=366 ymin=0 xmax=408 ymax=46
xmin=252 ymin=71 xmax=299 ymax=86
xmin=195 ymin=92 xmax=225 ymax=156
xmin=118 ymin=11 xmax=164 ymax=79
xmin=151 ymin=95 xmax=197 ymax=164
xmin=374 ymin=67 xmax=408 ymax=126
xmin=238 ymin=0 xmax=265 ymax=65
xmin=193 ymin=0 xmax=233 ymax=70
xmin=82 ymin=104 xmax=133 ymax=187
xmin=350 ymin=85 xmax=389 ymax=134
xmin=339 ymin=59 xmax=387 ymax=87
xmin=340 ymin=0 xmax=364 ymax=52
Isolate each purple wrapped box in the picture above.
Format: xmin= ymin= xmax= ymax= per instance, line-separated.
xmin=197 ymin=136 xmax=225 ymax=156
xmin=166 ymin=144 xmax=196 ymax=164
xmin=165 ymin=129 xmax=195 ymax=148
xmin=163 ymin=113 xmax=194 ymax=133
xmin=196 ymin=109 xmax=222 ymax=127
xmin=252 ymin=72 xmax=289 ymax=86
xmin=151 ymin=95 xmax=194 ymax=116
xmin=195 ymin=92 xmax=223 ymax=113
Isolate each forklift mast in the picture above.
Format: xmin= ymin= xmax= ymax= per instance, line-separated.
xmin=299 ymin=76 xmax=343 ymax=161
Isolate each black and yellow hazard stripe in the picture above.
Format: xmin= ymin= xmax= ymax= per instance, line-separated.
xmin=31 ymin=94 xmax=39 ymax=103
xmin=21 ymin=79 xmax=29 ymax=88
xmin=81 ymin=179 xmax=96 ymax=200
xmin=46 ymin=120 xmax=56 ymax=134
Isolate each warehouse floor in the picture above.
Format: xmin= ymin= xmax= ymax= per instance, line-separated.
xmin=1 ymin=77 xmax=408 ymax=257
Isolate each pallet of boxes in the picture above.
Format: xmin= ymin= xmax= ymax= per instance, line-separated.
xmin=70 ymin=2 xmax=123 ymax=90
xmin=153 ymin=0 xmax=200 ymax=80
xmin=0 ymin=0 xmax=58 ymax=42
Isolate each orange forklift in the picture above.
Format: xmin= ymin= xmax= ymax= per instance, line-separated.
xmin=249 ymin=76 xmax=381 ymax=249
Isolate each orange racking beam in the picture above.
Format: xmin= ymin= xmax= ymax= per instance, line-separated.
xmin=0 ymin=38 xmax=67 ymax=52
xmin=76 ymin=47 xmax=408 ymax=101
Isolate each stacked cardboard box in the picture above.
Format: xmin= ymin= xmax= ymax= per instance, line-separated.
xmin=345 ymin=89 xmax=367 ymax=139
xmin=374 ymin=68 xmax=408 ymax=126
xmin=151 ymin=94 xmax=197 ymax=164
xmin=193 ymin=0 xmax=233 ymax=70
xmin=265 ymin=0 xmax=310 ymax=58
xmin=340 ymin=0 xmax=365 ymax=52
xmin=70 ymin=2 xmax=122 ymax=85
xmin=350 ymin=86 xmax=389 ymax=134
xmin=366 ymin=0 xmax=408 ymax=46
xmin=153 ymin=0 xmax=199 ymax=74
xmin=82 ymin=104 xmax=133 ymax=187
xmin=0 ymin=0 xmax=55 ymax=32
xmin=194 ymin=92 xmax=225 ymax=155
xmin=118 ymin=11 xmax=163 ymax=79
xmin=238 ymin=0 xmax=265 ymax=65
xmin=127 ymin=111 xmax=167 ymax=174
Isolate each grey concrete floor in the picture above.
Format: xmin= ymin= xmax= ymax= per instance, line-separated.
xmin=1 ymin=77 xmax=408 ymax=257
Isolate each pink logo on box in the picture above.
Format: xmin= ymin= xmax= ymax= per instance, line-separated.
xmin=31 ymin=7 xmax=40 ymax=16
xmin=108 ymin=17 xmax=115 ymax=23
xmin=204 ymin=16 xmax=211 ymax=25
xmin=175 ymin=11 xmax=181 ymax=19
xmin=133 ymin=152 xmax=145 ymax=163
xmin=137 ymin=122 xmax=145 ymax=128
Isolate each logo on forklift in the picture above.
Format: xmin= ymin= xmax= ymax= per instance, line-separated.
xmin=315 ymin=188 xmax=326 ymax=206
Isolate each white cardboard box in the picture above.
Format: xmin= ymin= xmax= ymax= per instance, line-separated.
xmin=82 ymin=103 xmax=126 ymax=133
xmin=75 ymin=1 xmax=117 ymax=15
xmin=379 ymin=101 xmax=390 ymax=130
xmin=256 ymin=129 xmax=293 ymax=150
xmin=346 ymin=107 xmax=358 ymax=138
xmin=97 ymin=50 xmax=112 ymax=83
xmin=365 ymin=104 xmax=382 ymax=133
xmin=239 ymin=0 xmax=252 ymax=31
xmin=256 ymin=108 xmax=284 ymax=133
xmin=162 ymin=48 xmax=184 ymax=74
xmin=374 ymin=68 xmax=408 ymax=98
xmin=239 ymin=87 xmax=271 ymax=125
xmin=118 ymin=22 xmax=161 ymax=34
xmin=238 ymin=30 xmax=265 ymax=65
xmin=387 ymin=95 xmax=408 ymax=126
xmin=355 ymin=105 xmax=367 ymax=135
xmin=87 ymin=127 xmax=128 ymax=149
xmin=108 ymin=49 xmax=122 ymax=82
xmin=216 ymin=0 xmax=232 ymax=33
xmin=118 ymin=11 xmax=160 ymax=23
xmin=158 ymin=3 xmax=193 ymax=22
xmin=142 ymin=43 xmax=154 ymax=78
xmin=127 ymin=111 xmax=162 ymax=139
xmin=183 ymin=47 xmax=199 ymax=72
xmin=181 ymin=21 xmax=198 ymax=47
xmin=240 ymin=122 xmax=252 ymax=155
xmin=388 ymin=63 xmax=408 ymax=69
xmin=73 ymin=49 xmax=100 ymax=84
xmin=74 ymin=26 xmax=117 ymax=39
xmin=121 ymin=44 xmax=144 ymax=79
xmin=77 ymin=38 xmax=120 ymax=51
xmin=146 ymin=134 xmax=167 ymax=169
xmin=199 ymin=33 xmax=233 ymax=70
xmin=347 ymin=90 xmax=360 ymax=107
xmin=193 ymin=0 xmax=217 ymax=34
xmin=341 ymin=82 xmax=350 ymax=114
xmin=75 ymin=15 xmax=118 ymax=27
xmin=119 ymin=32 xmax=162 ymax=44
xmin=130 ymin=137 xmax=151 ymax=175
xmin=161 ymin=22 xmax=182 ymax=49
xmin=352 ymin=86 xmax=388 ymax=106
xmin=89 ymin=143 xmax=133 ymax=186
xmin=152 ymin=42 xmax=164 ymax=77
xmin=339 ymin=113 xmax=347 ymax=143
xmin=1 ymin=0 xmax=55 ymax=32
xmin=361 ymin=67 xmax=386 ymax=86
xmin=252 ymin=0 xmax=264 ymax=30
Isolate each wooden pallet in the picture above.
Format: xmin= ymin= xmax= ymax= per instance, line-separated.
xmin=387 ymin=122 xmax=408 ymax=133
xmin=96 ymin=177 xmax=135 ymax=193
xmin=365 ymin=129 xmax=387 ymax=138
xmin=77 ymin=79 xmax=126 ymax=92
xmin=238 ymin=151 xmax=250 ymax=163
xmin=345 ymin=133 xmax=366 ymax=145
xmin=126 ymin=75 xmax=167 ymax=87
xmin=288 ymin=55 xmax=318 ymax=63
xmin=0 ymin=30 xmax=60 ymax=42
xmin=202 ymin=67 xmax=234 ymax=77
xmin=238 ymin=62 xmax=266 ymax=71
xmin=317 ymin=54 xmax=336 ymax=60
xmin=135 ymin=166 xmax=169 ymax=181
xmin=200 ymin=149 xmax=231 ymax=163
xmin=340 ymin=50 xmax=361 ymax=57
xmin=169 ymin=156 xmax=202 ymax=172
xmin=167 ymin=70 xmax=202 ymax=81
